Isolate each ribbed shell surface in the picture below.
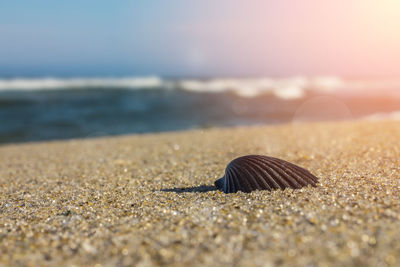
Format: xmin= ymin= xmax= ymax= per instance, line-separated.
xmin=214 ymin=155 xmax=318 ymax=193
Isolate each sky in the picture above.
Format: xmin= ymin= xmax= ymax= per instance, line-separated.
xmin=1 ymin=0 xmax=400 ymax=77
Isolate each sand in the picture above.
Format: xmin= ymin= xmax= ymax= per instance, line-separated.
xmin=1 ymin=120 xmax=400 ymax=266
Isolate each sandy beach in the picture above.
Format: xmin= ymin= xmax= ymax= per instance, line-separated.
xmin=1 ymin=120 xmax=400 ymax=266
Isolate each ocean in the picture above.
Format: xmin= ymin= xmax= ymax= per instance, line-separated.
xmin=1 ymin=76 xmax=400 ymax=144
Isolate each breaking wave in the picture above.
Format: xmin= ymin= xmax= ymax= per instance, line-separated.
xmin=2 ymin=75 xmax=400 ymax=144
xmin=176 ymin=76 xmax=342 ymax=99
xmin=1 ymin=76 xmax=400 ymax=100
xmin=0 ymin=77 xmax=163 ymax=91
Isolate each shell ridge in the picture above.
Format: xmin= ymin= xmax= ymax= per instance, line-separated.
xmin=231 ymin=159 xmax=259 ymax=191
xmin=283 ymin=164 xmax=317 ymax=186
xmin=225 ymin=165 xmax=234 ymax=193
xmin=242 ymin=160 xmax=273 ymax=191
xmin=226 ymin=163 xmax=239 ymax=193
xmin=223 ymin=167 xmax=230 ymax=193
xmin=229 ymin=162 xmax=253 ymax=192
xmin=293 ymin=166 xmax=318 ymax=184
xmin=255 ymin=157 xmax=299 ymax=189
xmin=267 ymin=157 xmax=318 ymax=186
xmin=232 ymin=161 xmax=255 ymax=192
xmin=241 ymin=158 xmax=276 ymax=190
xmin=273 ymin=159 xmax=318 ymax=184
xmin=229 ymin=164 xmax=240 ymax=192
xmin=264 ymin=157 xmax=318 ymax=188
xmin=236 ymin=159 xmax=266 ymax=191
xmin=260 ymin=157 xmax=306 ymax=188
xmin=246 ymin=157 xmax=291 ymax=189
xmin=273 ymin=157 xmax=318 ymax=183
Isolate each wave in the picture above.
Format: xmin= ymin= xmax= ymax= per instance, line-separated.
xmin=0 ymin=77 xmax=163 ymax=91
xmin=177 ymin=76 xmax=341 ymax=99
xmin=1 ymin=76 xmax=400 ymax=100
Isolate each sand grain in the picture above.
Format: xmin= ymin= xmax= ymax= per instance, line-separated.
xmin=1 ymin=121 xmax=400 ymax=266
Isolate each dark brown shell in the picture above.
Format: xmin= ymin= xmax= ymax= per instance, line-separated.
xmin=215 ymin=155 xmax=318 ymax=193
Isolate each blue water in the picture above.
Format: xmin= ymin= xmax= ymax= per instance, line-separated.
xmin=1 ymin=78 xmax=400 ymax=144
xmin=0 ymin=88 xmax=300 ymax=144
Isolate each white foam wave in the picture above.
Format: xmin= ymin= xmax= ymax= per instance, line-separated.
xmin=178 ymin=76 xmax=343 ymax=99
xmin=178 ymin=76 xmax=400 ymax=99
xmin=1 ymin=76 xmax=400 ymax=100
xmin=0 ymin=77 xmax=163 ymax=91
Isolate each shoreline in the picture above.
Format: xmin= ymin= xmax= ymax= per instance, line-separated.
xmin=1 ymin=118 xmax=396 ymax=148
xmin=1 ymin=120 xmax=400 ymax=266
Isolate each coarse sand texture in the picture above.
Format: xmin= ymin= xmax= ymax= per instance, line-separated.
xmin=1 ymin=121 xmax=400 ymax=266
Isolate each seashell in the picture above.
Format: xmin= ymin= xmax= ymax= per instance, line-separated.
xmin=215 ymin=155 xmax=318 ymax=193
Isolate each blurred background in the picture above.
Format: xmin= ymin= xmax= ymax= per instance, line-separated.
xmin=1 ymin=0 xmax=400 ymax=144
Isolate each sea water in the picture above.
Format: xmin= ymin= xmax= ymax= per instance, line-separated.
xmin=1 ymin=76 xmax=400 ymax=144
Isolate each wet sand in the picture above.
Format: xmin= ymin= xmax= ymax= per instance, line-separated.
xmin=1 ymin=121 xmax=400 ymax=266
